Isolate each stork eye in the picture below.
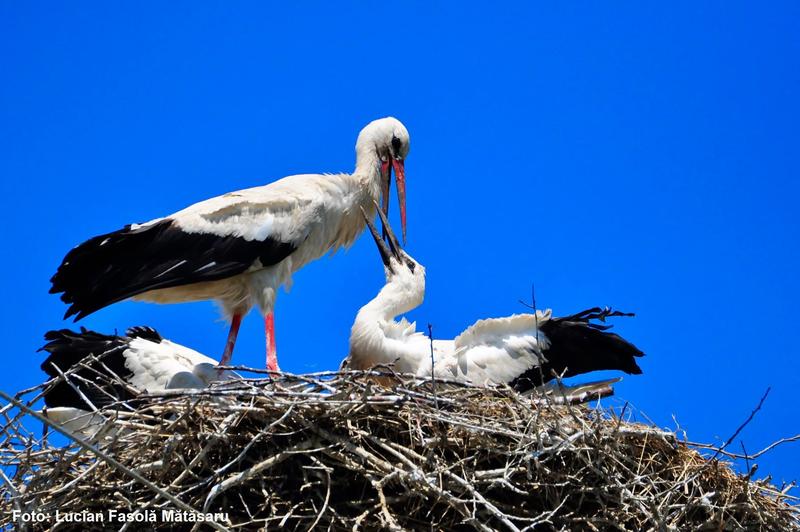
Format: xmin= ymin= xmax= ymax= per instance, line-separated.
xmin=391 ymin=136 xmax=402 ymax=156
xmin=406 ymin=259 xmax=416 ymax=273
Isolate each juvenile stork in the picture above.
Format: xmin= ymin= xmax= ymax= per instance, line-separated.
xmin=346 ymin=210 xmax=644 ymax=391
xmin=39 ymin=326 xmax=232 ymax=436
xmin=50 ymin=117 xmax=411 ymax=371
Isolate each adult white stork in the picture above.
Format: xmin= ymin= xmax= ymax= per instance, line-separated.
xmin=345 ymin=210 xmax=644 ymax=391
xmin=50 ymin=117 xmax=411 ymax=371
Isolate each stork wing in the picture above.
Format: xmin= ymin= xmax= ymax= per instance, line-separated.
xmin=49 ymin=181 xmax=326 ymax=320
xmin=510 ymin=307 xmax=644 ymax=391
xmin=450 ymin=309 xmax=642 ymax=391
xmin=40 ymin=328 xmax=228 ymax=411
xmin=39 ymin=328 xmax=138 ymax=410
xmin=445 ymin=312 xmax=552 ymax=386
xmin=453 ymin=311 xmax=552 ymax=350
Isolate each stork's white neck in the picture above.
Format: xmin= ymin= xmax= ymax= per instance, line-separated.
xmin=348 ymin=268 xmax=426 ymax=372
xmin=359 ymin=274 xmax=424 ymax=320
xmin=354 ymin=142 xmax=382 ymax=177
xmin=352 ymin=142 xmax=383 ymax=210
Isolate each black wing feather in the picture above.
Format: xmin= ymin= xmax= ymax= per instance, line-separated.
xmin=510 ymin=307 xmax=644 ymax=392
xmin=125 ymin=326 xmax=164 ymax=343
xmin=39 ymin=328 xmax=138 ymax=410
xmin=50 ymin=219 xmax=297 ymax=320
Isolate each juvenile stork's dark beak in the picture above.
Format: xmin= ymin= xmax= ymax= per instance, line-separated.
xmin=361 ymin=207 xmax=395 ymax=272
xmin=373 ymin=199 xmax=402 ymax=257
xmin=379 ymin=157 xmax=407 ymax=244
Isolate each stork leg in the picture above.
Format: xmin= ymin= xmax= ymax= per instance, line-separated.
xmin=219 ymin=313 xmax=243 ymax=367
xmin=265 ymin=312 xmax=280 ymax=371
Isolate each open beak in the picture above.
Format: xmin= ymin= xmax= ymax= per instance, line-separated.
xmin=392 ymin=159 xmax=406 ymax=244
xmin=373 ymin=199 xmax=402 ymax=258
xmin=380 ymin=160 xmax=391 ymax=229
xmin=379 ymin=158 xmax=407 ymax=245
xmin=361 ymin=207 xmax=395 ymax=272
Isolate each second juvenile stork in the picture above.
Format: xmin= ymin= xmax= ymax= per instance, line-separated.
xmin=50 ymin=117 xmax=411 ymax=371
xmin=39 ymin=327 xmax=232 ymax=438
xmin=345 ymin=209 xmax=644 ymax=392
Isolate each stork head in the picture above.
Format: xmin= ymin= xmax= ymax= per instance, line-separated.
xmin=361 ymin=204 xmax=425 ymax=295
xmin=356 ymin=117 xmax=411 ymax=243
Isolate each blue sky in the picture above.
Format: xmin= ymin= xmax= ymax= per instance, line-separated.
xmin=2 ymin=3 xmax=798 ymax=484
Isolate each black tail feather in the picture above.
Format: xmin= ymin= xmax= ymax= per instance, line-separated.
xmin=511 ymin=307 xmax=644 ymax=392
xmin=49 ymin=222 xmax=179 ymax=320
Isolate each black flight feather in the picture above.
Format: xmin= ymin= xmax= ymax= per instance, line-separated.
xmin=125 ymin=326 xmax=163 ymax=343
xmin=510 ymin=307 xmax=644 ymax=392
xmin=50 ymin=219 xmax=297 ymax=320
xmin=39 ymin=328 xmax=138 ymax=410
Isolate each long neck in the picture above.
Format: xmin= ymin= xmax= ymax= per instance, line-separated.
xmin=364 ymin=276 xmax=423 ymax=318
xmin=353 ymin=141 xmax=382 ymax=203
xmin=354 ymin=138 xmax=381 ymax=175
xmin=348 ymin=277 xmax=425 ymax=372
xmin=296 ymin=170 xmax=380 ymax=263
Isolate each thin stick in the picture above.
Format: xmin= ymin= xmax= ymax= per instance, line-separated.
xmin=427 ymin=323 xmax=438 ymax=409
xmin=531 ymin=283 xmax=548 ymax=389
xmin=711 ymin=387 xmax=770 ymax=461
xmin=740 ymin=440 xmax=751 ymax=474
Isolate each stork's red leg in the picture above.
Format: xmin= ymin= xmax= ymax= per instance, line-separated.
xmin=265 ymin=312 xmax=280 ymax=371
xmin=219 ymin=313 xmax=243 ymax=366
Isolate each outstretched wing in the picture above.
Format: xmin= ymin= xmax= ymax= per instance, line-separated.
xmin=510 ymin=307 xmax=644 ymax=391
xmin=447 ymin=312 xmax=552 ymax=386
xmin=453 ymin=311 xmax=552 ymax=350
xmin=452 ymin=308 xmax=644 ymax=392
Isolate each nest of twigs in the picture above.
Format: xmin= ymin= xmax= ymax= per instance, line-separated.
xmin=1 ymin=371 xmax=798 ymax=531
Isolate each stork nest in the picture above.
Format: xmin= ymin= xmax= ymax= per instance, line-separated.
xmin=0 ymin=371 xmax=797 ymax=531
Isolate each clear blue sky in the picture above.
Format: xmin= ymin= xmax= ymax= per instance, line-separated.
xmin=2 ymin=3 xmax=798 ymax=484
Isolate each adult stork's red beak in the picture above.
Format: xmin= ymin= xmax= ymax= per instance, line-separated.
xmin=380 ymin=158 xmax=407 ymax=244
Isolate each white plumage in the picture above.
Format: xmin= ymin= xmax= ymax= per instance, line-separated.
xmin=39 ymin=327 xmax=233 ymax=438
xmin=345 ymin=211 xmax=644 ymax=391
xmin=50 ymin=117 xmax=411 ymax=370
xmin=118 ymin=335 xmax=225 ymax=391
xmin=40 ymin=327 xmax=231 ymax=395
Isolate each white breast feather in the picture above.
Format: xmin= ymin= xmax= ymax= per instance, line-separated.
xmin=383 ymin=317 xmax=418 ymax=339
